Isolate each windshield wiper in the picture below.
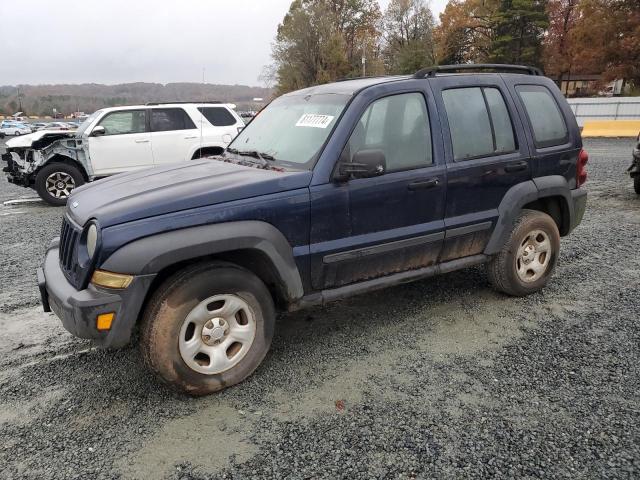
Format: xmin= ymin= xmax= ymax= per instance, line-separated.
xmin=227 ymin=148 xmax=276 ymax=161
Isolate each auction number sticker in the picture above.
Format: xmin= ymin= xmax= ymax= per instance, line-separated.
xmin=295 ymin=114 xmax=335 ymax=129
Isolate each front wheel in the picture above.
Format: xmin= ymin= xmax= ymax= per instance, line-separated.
xmin=34 ymin=162 xmax=85 ymax=206
xmin=487 ymin=209 xmax=560 ymax=297
xmin=634 ymin=176 xmax=640 ymax=195
xmin=14 ymin=130 xmax=21 ymax=136
xmin=140 ymin=262 xmax=275 ymax=395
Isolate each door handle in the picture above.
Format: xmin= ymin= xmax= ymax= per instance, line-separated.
xmin=408 ymin=178 xmax=440 ymax=190
xmin=184 ymin=136 xmax=198 ymax=139
xmin=135 ymin=139 xmax=150 ymax=143
xmin=504 ymin=161 xmax=528 ymax=173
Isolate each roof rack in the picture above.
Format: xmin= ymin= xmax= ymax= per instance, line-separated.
xmin=414 ymin=64 xmax=543 ymax=79
xmin=145 ymin=101 xmax=223 ymax=105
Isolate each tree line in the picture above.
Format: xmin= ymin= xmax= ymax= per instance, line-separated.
xmin=0 ymin=83 xmax=271 ymax=117
xmin=268 ymin=0 xmax=639 ymax=94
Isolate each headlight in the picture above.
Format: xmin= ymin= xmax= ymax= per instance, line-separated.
xmin=86 ymin=223 xmax=98 ymax=259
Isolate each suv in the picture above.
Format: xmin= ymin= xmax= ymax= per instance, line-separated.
xmin=628 ymin=132 xmax=640 ymax=194
xmin=38 ymin=65 xmax=587 ymax=395
xmin=2 ymin=102 xmax=244 ymax=205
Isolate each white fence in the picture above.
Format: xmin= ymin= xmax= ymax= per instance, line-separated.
xmin=567 ymin=97 xmax=640 ymax=127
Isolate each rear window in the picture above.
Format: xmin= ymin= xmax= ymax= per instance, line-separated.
xmin=150 ymin=108 xmax=196 ymax=132
xmin=442 ymin=87 xmax=516 ymax=161
xmin=516 ymin=85 xmax=569 ymax=148
xmin=198 ymin=107 xmax=237 ymax=127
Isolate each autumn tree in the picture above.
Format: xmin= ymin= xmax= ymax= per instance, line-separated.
xmin=382 ymin=0 xmax=437 ymax=74
xmin=571 ymin=0 xmax=640 ymax=88
xmin=488 ymin=0 xmax=549 ymax=67
xmin=435 ymin=0 xmax=500 ymax=65
xmin=543 ymin=0 xmax=579 ymax=90
xmin=271 ymin=0 xmax=382 ymax=94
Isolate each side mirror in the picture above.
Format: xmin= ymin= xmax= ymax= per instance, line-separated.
xmin=91 ymin=126 xmax=106 ymax=137
xmin=336 ymin=149 xmax=386 ymax=181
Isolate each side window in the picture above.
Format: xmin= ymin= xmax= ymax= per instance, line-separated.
xmin=442 ymin=87 xmax=516 ymax=161
xmin=345 ymin=92 xmax=432 ymax=172
xmin=516 ymin=85 xmax=569 ymax=148
xmin=484 ymin=88 xmax=516 ymax=153
xmin=198 ymin=107 xmax=237 ymax=127
xmin=98 ymin=110 xmax=146 ymax=136
xmin=150 ymin=108 xmax=196 ymax=132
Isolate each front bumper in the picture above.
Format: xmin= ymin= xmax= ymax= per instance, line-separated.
xmin=38 ymin=243 xmax=156 ymax=347
xmin=2 ymin=151 xmax=30 ymax=187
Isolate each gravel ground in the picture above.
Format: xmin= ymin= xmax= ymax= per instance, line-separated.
xmin=0 ymin=138 xmax=638 ymax=479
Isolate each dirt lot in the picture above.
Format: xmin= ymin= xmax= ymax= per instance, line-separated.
xmin=0 ymin=138 xmax=639 ymax=479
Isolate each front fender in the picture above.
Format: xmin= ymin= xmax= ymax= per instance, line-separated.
xmin=100 ymin=220 xmax=304 ymax=302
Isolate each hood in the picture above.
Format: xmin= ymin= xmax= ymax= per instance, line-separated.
xmin=6 ymin=129 xmax=73 ymax=148
xmin=67 ymin=159 xmax=312 ymax=227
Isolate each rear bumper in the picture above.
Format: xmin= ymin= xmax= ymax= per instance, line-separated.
xmin=569 ymin=187 xmax=587 ymax=233
xmin=39 ymin=244 xmax=155 ymax=347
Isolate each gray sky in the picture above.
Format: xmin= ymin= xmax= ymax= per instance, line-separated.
xmin=0 ymin=0 xmax=449 ymax=87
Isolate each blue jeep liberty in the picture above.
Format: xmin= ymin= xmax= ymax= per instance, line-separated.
xmin=38 ymin=64 xmax=588 ymax=395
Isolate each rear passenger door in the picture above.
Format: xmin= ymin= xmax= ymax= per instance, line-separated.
xmin=430 ymin=76 xmax=531 ymax=261
xmin=150 ymin=108 xmax=199 ymax=165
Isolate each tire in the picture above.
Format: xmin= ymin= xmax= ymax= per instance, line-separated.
xmin=634 ymin=176 xmax=640 ymax=195
xmin=14 ymin=130 xmax=20 ymax=136
xmin=34 ymin=162 xmax=85 ymax=206
xmin=487 ymin=209 xmax=560 ymax=297
xmin=140 ymin=261 xmax=275 ymax=396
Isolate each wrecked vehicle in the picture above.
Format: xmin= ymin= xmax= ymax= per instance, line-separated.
xmin=2 ymin=103 xmax=244 ymax=205
xmin=628 ymin=132 xmax=640 ymax=194
xmin=39 ymin=64 xmax=587 ymax=395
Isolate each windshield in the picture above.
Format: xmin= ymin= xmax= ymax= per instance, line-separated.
xmin=75 ymin=110 xmax=103 ymax=137
xmin=228 ymin=93 xmax=350 ymax=169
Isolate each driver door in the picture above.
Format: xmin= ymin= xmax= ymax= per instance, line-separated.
xmin=309 ymin=91 xmax=446 ymax=290
xmin=88 ymin=109 xmax=153 ymax=176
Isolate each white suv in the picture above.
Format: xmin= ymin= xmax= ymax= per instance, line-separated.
xmin=2 ymin=103 xmax=244 ymax=205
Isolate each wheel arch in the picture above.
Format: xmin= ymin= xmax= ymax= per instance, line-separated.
xmin=35 ymin=154 xmax=89 ymax=182
xmin=189 ymin=143 xmax=227 ymax=160
xmin=484 ymin=176 xmax=576 ymax=255
xmin=100 ymin=221 xmax=304 ymax=309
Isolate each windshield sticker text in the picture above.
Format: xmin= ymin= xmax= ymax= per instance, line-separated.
xmin=295 ymin=114 xmax=335 ymax=129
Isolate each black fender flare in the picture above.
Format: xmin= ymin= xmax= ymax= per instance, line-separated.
xmin=101 ymin=221 xmax=304 ymax=302
xmin=484 ymin=176 xmax=575 ymax=255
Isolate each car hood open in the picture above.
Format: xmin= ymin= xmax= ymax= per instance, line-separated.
xmin=67 ymin=158 xmax=312 ymax=227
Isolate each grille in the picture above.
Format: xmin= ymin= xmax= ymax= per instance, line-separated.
xmin=59 ymin=216 xmax=82 ymax=287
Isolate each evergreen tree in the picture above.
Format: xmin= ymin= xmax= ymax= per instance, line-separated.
xmin=489 ymin=0 xmax=549 ymax=67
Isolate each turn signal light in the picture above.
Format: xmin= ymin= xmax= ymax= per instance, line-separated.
xmin=91 ymin=270 xmax=134 ymax=289
xmin=96 ymin=313 xmax=115 ymax=331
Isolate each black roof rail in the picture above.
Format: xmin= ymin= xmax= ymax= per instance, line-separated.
xmin=145 ymin=101 xmax=223 ymax=106
xmin=414 ymin=64 xmax=543 ymax=79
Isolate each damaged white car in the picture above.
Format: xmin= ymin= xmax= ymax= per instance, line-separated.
xmin=1 ymin=102 xmax=244 ymax=205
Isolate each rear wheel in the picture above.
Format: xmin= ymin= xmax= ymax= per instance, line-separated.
xmin=140 ymin=261 xmax=275 ymax=396
xmin=487 ymin=209 xmax=560 ymax=296
xmin=634 ymin=176 xmax=640 ymax=194
xmin=35 ymin=162 xmax=85 ymax=206
xmin=14 ymin=130 xmax=21 ymax=136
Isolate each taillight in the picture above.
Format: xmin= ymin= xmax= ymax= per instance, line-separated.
xmin=577 ymin=149 xmax=588 ymax=187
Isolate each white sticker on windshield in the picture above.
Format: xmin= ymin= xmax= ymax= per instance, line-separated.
xmin=295 ymin=114 xmax=335 ymax=129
